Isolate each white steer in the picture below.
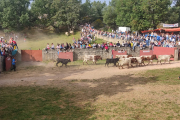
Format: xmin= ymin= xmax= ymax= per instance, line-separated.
xmin=129 ymin=57 xmax=143 ymax=66
xmin=83 ymin=55 xmax=102 ymax=65
xmin=157 ymin=55 xmax=174 ymax=65
xmin=118 ymin=58 xmax=131 ymax=69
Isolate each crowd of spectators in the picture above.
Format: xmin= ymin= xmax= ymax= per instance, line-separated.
xmin=45 ymin=24 xmax=180 ymax=53
xmin=0 ymin=37 xmax=18 ymax=57
xmin=97 ymin=29 xmax=180 ymax=50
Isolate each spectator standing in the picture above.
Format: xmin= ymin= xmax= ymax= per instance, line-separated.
xmin=11 ymin=57 xmax=16 ymax=71
xmin=133 ymin=41 xmax=137 ymax=52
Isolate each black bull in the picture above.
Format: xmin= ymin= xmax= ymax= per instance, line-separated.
xmin=105 ymin=58 xmax=119 ymax=67
xmin=56 ymin=58 xmax=71 ymax=67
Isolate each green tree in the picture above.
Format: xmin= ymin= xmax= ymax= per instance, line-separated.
xmin=30 ymin=0 xmax=56 ymax=29
xmin=79 ymin=0 xmax=106 ymax=24
xmin=51 ymin=0 xmax=81 ymax=32
xmin=0 ymin=0 xmax=30 ymax=30
xmin=116 ymin=0 xmax=171 ymax=31
xmin=165 ymin=7 xmax=179 ymax=24
xmin=103 ymin=5 xmax=117 ymax=30
xmin=80 ymin=0 xmax=94 ymax=23
xmin=91 ymin=1 xmax=106 ymax=21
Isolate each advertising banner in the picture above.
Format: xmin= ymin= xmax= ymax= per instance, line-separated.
xmin=163 ymin=23 xmax=178 ymax=27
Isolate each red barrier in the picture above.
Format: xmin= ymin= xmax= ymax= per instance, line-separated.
xmin=140 ymin=50 xmax=153 ymax=56
xmin=6 ymin=57 xmax=11 ymax=71
xmin=58 ymin=52 xmax=73 ymax=61
xmin=113 ymin=51 xmax=127 ymax=58
xmin=21 ymin=50 xmax=42 ymax=62
xmin=31 ymin=50 xmax=42 ymax=62
xmin=153 ymin=47 xmax=177 ymax=60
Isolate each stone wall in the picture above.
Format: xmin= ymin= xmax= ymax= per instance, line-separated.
xmin=14 ymin=46 xmax=179 ymax=62
xmin=41 ymin=47 xmax=141 ymax=61
xmin=42 ymin=50 xmax=59 ymax=61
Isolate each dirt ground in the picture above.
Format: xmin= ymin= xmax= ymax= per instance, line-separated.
xmin=0 ymin=61 xmax=180 ymax=87
xmin=1 ymin=61 xmax=180 ymax=119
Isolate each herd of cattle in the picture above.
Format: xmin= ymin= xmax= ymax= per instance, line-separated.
xmin=56 ymin=54 xmax=174 ymax=69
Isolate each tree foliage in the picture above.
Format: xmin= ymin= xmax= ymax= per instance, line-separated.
xmin=0 ymin=0 xmax=180 ymax=32
xmin=0 ymin=0 xmax=30 ymax=30
xmin=115 ymin=0 xmax=171 ymax=31
xmin=103 ymin=0 xmax=117 ymax=30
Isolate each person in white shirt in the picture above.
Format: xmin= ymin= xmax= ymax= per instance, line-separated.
xmin=51 ymin=43 xmax=54 ymax=49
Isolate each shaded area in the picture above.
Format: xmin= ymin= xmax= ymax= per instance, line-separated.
xmin=0 ymin=87 xmax=94 ymax=120
xmin=51 ymin=74 xmax=159 ymax=102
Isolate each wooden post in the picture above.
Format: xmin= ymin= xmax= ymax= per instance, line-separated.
xmin=174 ymin=49 xmax=178 ymax=61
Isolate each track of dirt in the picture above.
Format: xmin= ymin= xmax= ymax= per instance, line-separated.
xmin=0 ymin=61 xmax=180 ymax=86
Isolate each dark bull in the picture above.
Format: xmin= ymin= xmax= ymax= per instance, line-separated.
xmin=56 ymin=58 xmax=71 ymax=67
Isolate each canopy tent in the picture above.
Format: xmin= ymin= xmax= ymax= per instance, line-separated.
xmin=141 ymin=30 xmax=153 ymax=33
xmin=164 ymin=28 xmax=180 ymax=32
xmin=141 ymin=28 xmax=180 ymax=33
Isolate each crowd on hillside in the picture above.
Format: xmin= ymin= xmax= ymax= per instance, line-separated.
xmin=0 ymin=37 xmax=18 ymax=57
xmin=46 ymin=24 xmax=180 ymax=52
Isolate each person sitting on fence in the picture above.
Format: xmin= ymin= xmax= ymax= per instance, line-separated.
xmin=93 ymin=43 xmax=96 ymax=48
xmin=64 ymin=42 xmax=69 ymax=51
xmin=69 ymin=43 xmax=72 ymax=49
xmin=72 ymin=43 xmax=75 ymax=49
xmin=82 ymin=44 xmax=86 ymax=49
xmin=60 ymin=43 xmax=63 ymax=50
xmin=101 ymin=43 xmax=104 ymax=50
xmin=109 ymin=42 xmax=113 ymax=47
xmin=51 ymin=43 xmax=55 ymax=50
xmin=105 ymin=45 xmax=109 ymax=52
xmin=121 ymin=41 xmax=125 ymax=47
xmin=88 ymin=43 xmax=92 ymax=48
xmin=56 ymin=44 xmax=60 ymax=49
xmin=116 ymin=41 xmax=120 ymax=47
xmin=45 ymin=43 xmax=50 ymax=53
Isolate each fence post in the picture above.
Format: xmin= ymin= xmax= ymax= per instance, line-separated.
xmin=174 ymin=49 xmax=178 ymax=61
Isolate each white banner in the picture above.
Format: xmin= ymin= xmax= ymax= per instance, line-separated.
xmin=143 ymin=51 xmax=150 ymax=52
xmin=118 ymin=51 xmax=125 ymax=53
xmin=163 ymin=23 xmax=178 ymax=28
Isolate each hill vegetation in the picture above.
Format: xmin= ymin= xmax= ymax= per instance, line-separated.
xmin=0 ymin=0 xmax=179 ymax=33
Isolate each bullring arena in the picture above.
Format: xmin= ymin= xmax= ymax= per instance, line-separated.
xmin=1 ymin=32 xmax=180 ymax=119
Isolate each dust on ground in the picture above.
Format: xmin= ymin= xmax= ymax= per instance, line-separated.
xmin=0 ymin=61 xmax=180 ymax=86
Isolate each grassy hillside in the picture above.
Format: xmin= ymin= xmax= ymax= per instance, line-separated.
xmin=16 ymin=29 xmax=81 ymax=50
xmin=11 ymin=29 xmax=106 ymax=50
